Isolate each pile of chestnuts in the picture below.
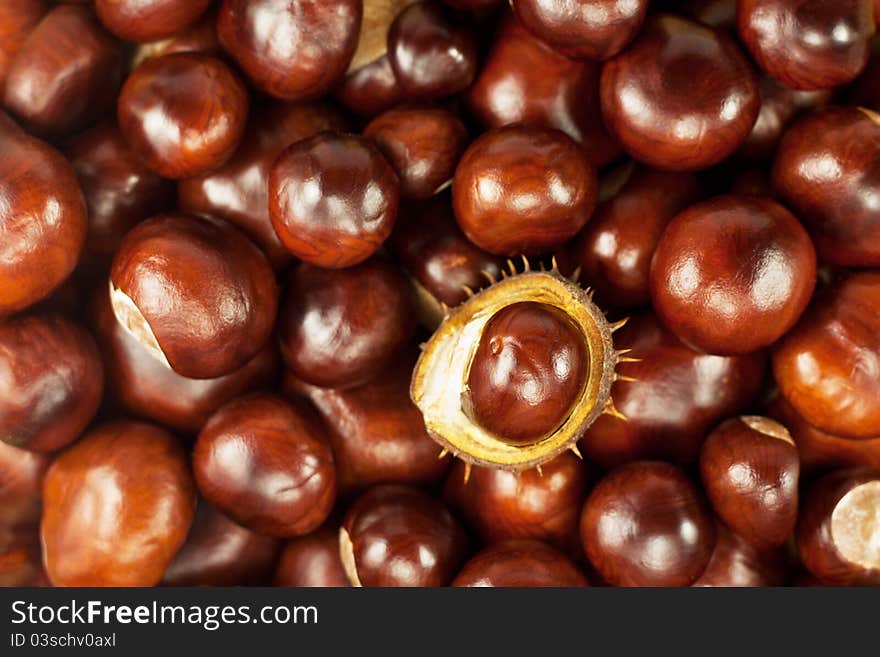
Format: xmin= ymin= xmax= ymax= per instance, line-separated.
xmin=1 ymin=0 xmax=879 ymax=588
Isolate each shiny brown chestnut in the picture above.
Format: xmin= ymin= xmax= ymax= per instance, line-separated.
xmin=453 ymin=126 xmax=597 ymax=256
xmin=772 ymin=107 xmax=880 ymax=267
xmin=452 ymin=539 xmax=588 ymax=587
xmin=269 ymin=131 xmax=400 ymax=268
xmin=580 ymin=461 xmax=716 ymax=587
xmin=336 ymin=54 xmax=404 ymax=118
xmin=274 ymin=525 xmax=350 ymax=587
xmin=772 ymin=272 xmax=880 ymax=441
xmin=340 ymin=484 xmax=468 ymax=587
xmin=737 ymin=0 xmax=875 ymax=91
xmin=95 ymin=0 xmax=212 ymax=43
xmin=796 ymin=468 xmax=880 ymax=585
xmin=118 ymin=53 xmax=249 ymax=179
xmin=0 ymin=441 xmax=50 ymax=529
xmin=650 ymin=195 xmax=816 ymax=355
xmin=0 ymin=0 xmax=47 ymax=92
xmin=600 ymin=14 xmax=760 ymax=171
xmin=692 ymin=520 xmax=788 ymax=587
xmin=130 ymin=9 xmax=221 ymax=68
xmin=41 ymin=420 xmax=196 ymax=586
xmin=109 ymin=213 xmax=278 ymax=380
xmin=218 ymin=0 xmax=361 ymax=101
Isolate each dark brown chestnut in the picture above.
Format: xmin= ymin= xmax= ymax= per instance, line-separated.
xmin=0 ymin=0 xmax=47 ymax=92
xmin=336 ymin=54 xmax=404 ymax=118
xmin=274 ymin=524 xmax=350 ymax=587
xmin=95 ymin=0 xmax=212 ymax=43
xmin=130 ymin=8 xmax=221 ymax=68
xmin=692 ymin=520 xmax=788 ymax=587
xmin=452 ymin=539 xmax=588 ymax=587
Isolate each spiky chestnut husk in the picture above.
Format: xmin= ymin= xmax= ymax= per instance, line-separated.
xmin=411 ymin=258 xmax=630 ymax=472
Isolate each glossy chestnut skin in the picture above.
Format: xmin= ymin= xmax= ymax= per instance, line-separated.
xmin=700 ymin=416 xmax=800 ymax=548
xmin=65 ymin=123 xmax=175 ymax=257
xmin=118 ymin=53 xmax=249 ymax=179
xmin=772 ymin=107 xmax=880 ymax=267
xmin=340 ymin=484 xmax=468 ymax=587
xmin=387 ymin=1 xmax=477 ymax=101
xmin=453 ymin=126 xmax=597 ymax=256
xmin=274 ymin=525 xmax=350 ymax=587
xmin=218 ymin=0 xmax=361 ymax=101
xmin=512 ymin=0 xmax=649 ymax=61
xmin=41 ymin=420 xmax=196 ymax=586
xmin=444 ymin=452 xmax=587 ymax=552
xmin=0 ymin=441 xmax=50 ymax=529
xmin=3 ymin=5 xmax=123 ymax=136
xmin=95 ymin=0 xmax=212 ymax=43
xmin=452 ymin=539 xmax=588 ymax=587
xmin=579 ymin=313 xmax=766 ymax=466
xmin=364 ymin=106 xmax=467 ymax=200
xmin=110 ymin=213 xmax=278 ymax=380
xmin=581 ymin=461 xmax=716 ymax=587
xmin=0 ymin=113 xmax=87 ymax=317
xmin=796 ymin=468 xmax=880 ymax=585
xmin=650 ymin=195 xmax=816 ymax=355
xmin=179 ymin=101 xmax=348 ymax=270
xmin=0 ymin=314 xmax=103 ymax=453
xmin=194 ymin=394 xmax=336 ymax=538
xmin=737 ymin=0 xmax=875 ymax=90
xmin=336 ymin=54 xmax=404 ymax=118
xmin=162 ymin=499 xmax=280 ymax=586
xmin=772 ymin=272 xmax=880 ymax=441
xmin=600 ymin=14 xmax=760 ymax=171
xmin=466 ymin=16 xmax=621 ymax=169
xmin=692 ymin=520 xmax=788 ymax=587
xmin=0 ymin=0 xmax=47 ymax=92
xmin=130 ymin=9 xmax=221 ymax=68
xmin=278 ymin=259 xmax=415 ymax=390
xmin=269 ymin=132 xmax=400 ymax=268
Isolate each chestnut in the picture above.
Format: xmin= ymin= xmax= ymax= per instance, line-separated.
xmin=41 ymin=420 xmax=196 ymax=586
xmin=340 ymin=484 xmax=468 ymax=587
xmin=117 ymin=53 xmax=249 ymax=179
xmin=336 ymin=54 xmax=404 ymax=118
xmin=194 ymin=393 xmax=336 ymax=538
xmin=849 ymin=47 xmax=880 ymax=112
xmin=269 ymin=131 xmax=400 ymax=268
xmin=600 ymin=14 xmax=760 ymax=171
xmin=452 ymin=539 xmax=588 ymax=587
xmin=95 ymin=0 xmax=212 ymax=43
xmin=580 ymin=461 xmax=716 ymax=587
xmin=0 ymin=528 xmax=48 ymax=587
xmin=109 ymin=213 xmax=278 ymax=380
xmin=650 ymin=195 xmax=817 ymax=355
xmin=692 ymin=520 xmax=788 ymax=587
xmin=274 ymin=525 xmax=350 ymax=588
xmin=453 ymin=126 xmax=597 ymax=256
xmin=130 ymin=9 xmax=221 ymax=68
xmin=0 ymin=0 xmax=47 ymax=92
xmin=0 ymin=441 xmax=50 ymax=529
xmin=278 ymin=259 xmax=415 ymax=390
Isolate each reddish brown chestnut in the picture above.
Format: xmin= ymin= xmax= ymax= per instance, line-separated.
xmin=130 ymin=9 xmax=221 ymax=68
xmin=274 ymin=525 xmax=350 ymax=588
xmin=692 ymin=520 xmax=788 ymax=587
xmin=0 ymin=0 xmax=47 ymax=92
xmin=336 ymin=54 xmax=404 ymax=118
xmin=452 ymin=539 xmax=588 ymax=587
xmin=95 ymin=0 xmax=212 ymax=43
xmin=0 ymin=441 xmax=50 ymax=529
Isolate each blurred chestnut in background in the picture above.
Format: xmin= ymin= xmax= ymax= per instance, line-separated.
xmin=269 ymin=132 xmax=400 ymax=268
xmin=130 ymin=9 xmax=221 ymax=68
xmin=600 ymin=14 xmax=760 ymax=171
xmin=772 ymin=272 xmax=880 ymax=441
xmin=0 ymin=0 xmax=47 ymax=92
xmin=453 ymin=539 xmax=588 ymax=587
xmin=340 ymin=484 xmax=468 ymax=587
xmin=194 ymin=394 xmax=336 ymax=538
xmin=118 ymin=53 xmax=249 ymax=179
xmin=737 ymin=0 xmax=875 ymax=90
xmin=692 ymin=520 xmax=788 ymax=587
xmin=218 ymin=0 xmax=361 ymax=101
xmin=453 ymin=126 xmax=597 ymax=256
xmin=95 ymin=0 xmax=212 ymax=43
xmin=650 ymin=195 xmax=816 ymax=355
xmin=41 ymin=420 xmax=196 ymax=586
xmin=274 ymin=525 xmax=349 ymax=587
xmin=581 ymin=461 xmax=716 ymax=587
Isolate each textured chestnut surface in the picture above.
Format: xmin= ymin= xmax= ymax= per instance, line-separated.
xmin=444 ymin=452 xmax=587 ymax=552
xmin=581 ymin=461 xmax=716 ymax=587
xmin=772 ymin=107 xmax=880 ymax=267
xmin=341 ymin=484 xmax=468 ymax=587
xmin=218 ymin=0 xmax=361 ymax=101
xmin=3 ymin=5 xmax=123 ymax=136
xmin=269 ymin=132 xmax=400 ymax=268
xmin=512 ymin=0 xmax=649 ymax=60
xmin=0 ymin=441 xmax=50 ymax=529
xmin=465 ymin=302 xmax=589 ymax=445
xmin=692 ymin=520 xmax=788 ymax=587
xmin=0 ymin=0 xmax=47 ymax=92
xmin=336 ymin=54 xmax=404 ymax=118
xmin=110 ymin=213 xmax=278 ymax=380
xmin=737 ymin=0 xmax=875 ymax=90
xmin=0 ymin=113 xmax=87 ymax=317
xmin=194 ymin=394 xmax=336 ymax=538
xmin=278 ymin=259 xmax=415 ymax=389
xmin=796 ymin=468 xmax=880 ymax=585
xmin=95 ymin=0 xmax=212 ymax=43
xmin=453 ymin=126 xmax=596 ymax=256
xmin=600 ymin=14 xmax=760 ymax=171
xmin=118 ymin=53 xmax=249 ymax=179
xmin=41 ymin=421 xmax=196 ymax=586
xmin=700 ymin=416 xmax=800 ymax=548
xmin=274 ymin=525 xmax=350 ymax=587
xmin=650 ymin=195 xmax=817 ymax=355
xmin=580 ymin=313 xmax=766 ymax=466
xmin=467 ymin=16 xmax=620 ymax=169
xmin=0 ymin=314 xmax=103 ymax=453
xmin=772 ymin=272 xmax=880 ymax=441
xmin=364 ymin=106 xmax=467 ymax=200
xmin=453 ymin=539 xmax=588 ymax=587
